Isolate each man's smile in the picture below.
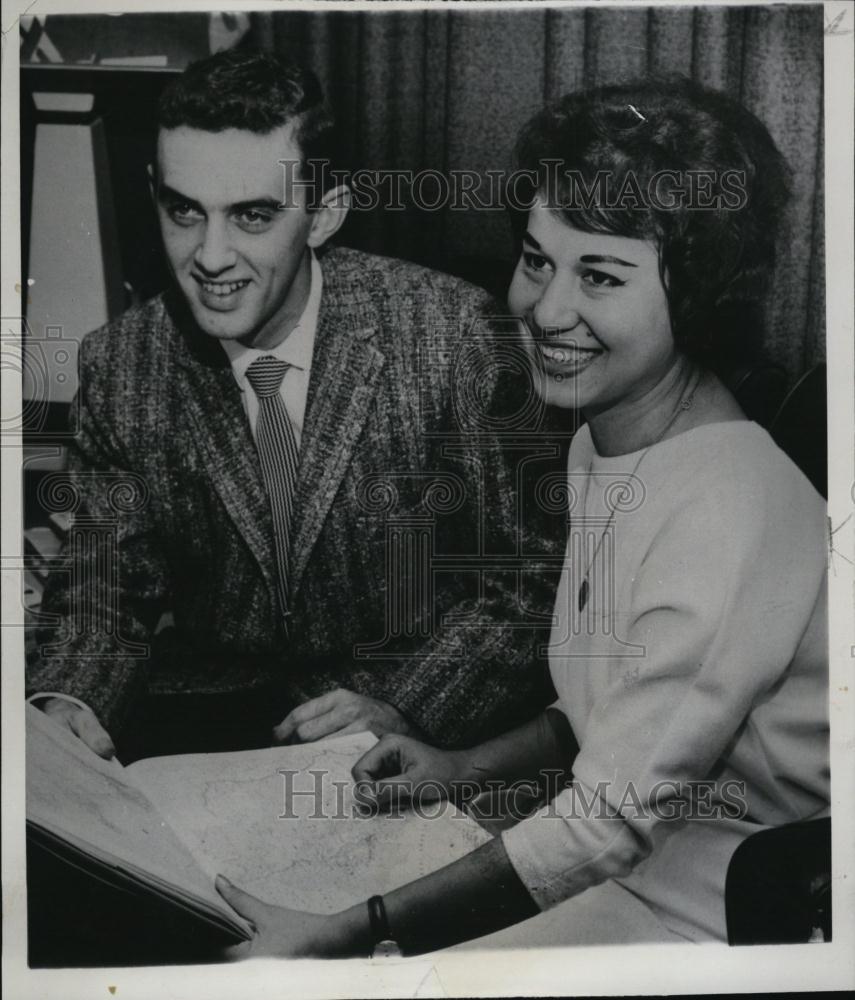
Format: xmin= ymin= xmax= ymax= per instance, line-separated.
xmin=199 ymin=279 xmax=250 ymax=295
xmin=191 ymin=275 xmax=252 ymax=311
xmin=193 ymin=275 xmax=251 ymax=295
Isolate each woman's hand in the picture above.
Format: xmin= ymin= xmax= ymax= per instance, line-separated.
xmin=215 ymin=875 xmax=368 ymax=958
xmin=351 ymin=733 xmax=474 ymax=812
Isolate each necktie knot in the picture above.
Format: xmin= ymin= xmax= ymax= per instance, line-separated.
xmin=246 ymin=356 xmax=290 ymax=398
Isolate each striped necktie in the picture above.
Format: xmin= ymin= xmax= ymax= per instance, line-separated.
xmin=245 ymin=355 xmax=300 ymax=631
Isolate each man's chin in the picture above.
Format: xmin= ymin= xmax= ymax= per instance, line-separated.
xmin=187 ymin=307 xmax=252 ymax=342
xmin=199 ymin=326 xmax=250 ymax=342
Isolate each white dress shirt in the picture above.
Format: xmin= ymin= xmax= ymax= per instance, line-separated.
xmin=220 ymin=251 xmax=322 ymax=448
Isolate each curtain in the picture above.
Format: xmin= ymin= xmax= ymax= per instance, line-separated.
xmin=252 ymin=4 xmax=824 ymax=379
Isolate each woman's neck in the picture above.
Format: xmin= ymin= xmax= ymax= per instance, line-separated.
xmin=585 ymin=357 xmax=701 ymax=457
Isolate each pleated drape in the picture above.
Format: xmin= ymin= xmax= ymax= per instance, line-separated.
xmin=254 ymin=4 xmax=824 ymax=378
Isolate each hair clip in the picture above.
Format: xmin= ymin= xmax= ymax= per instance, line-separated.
xmin=627 ymin=104 xmax=647 ymax=123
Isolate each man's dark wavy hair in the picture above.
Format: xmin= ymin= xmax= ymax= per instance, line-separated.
xmin=157 ymin=48 xmax=339 ymax=200
xmin=509 ymin=76 xmax=793 ymax=367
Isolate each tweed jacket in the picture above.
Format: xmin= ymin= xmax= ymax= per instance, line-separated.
xmin=28 ymin=247 xmax=564 ymax=747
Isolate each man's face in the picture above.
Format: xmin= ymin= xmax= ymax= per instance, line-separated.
xmin=156 ymin=125 xmax=314 ymax=349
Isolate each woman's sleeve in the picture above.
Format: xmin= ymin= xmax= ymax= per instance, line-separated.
xmin=501 ymin=456 xmax=827 ymax=909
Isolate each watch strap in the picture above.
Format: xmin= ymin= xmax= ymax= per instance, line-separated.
xmin=366 ymin=894 xmax=393 ymax=945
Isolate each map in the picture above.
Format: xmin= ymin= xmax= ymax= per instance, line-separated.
xmin=128 ymin=732 xmax=492 ymax=914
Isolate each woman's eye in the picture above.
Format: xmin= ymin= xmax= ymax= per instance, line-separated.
xmin=582 ymin=269 xmax=625 ymax=289
xmin=523 ymin=251 xmax=550 ymax=273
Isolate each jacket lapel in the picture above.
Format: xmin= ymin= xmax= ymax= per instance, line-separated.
xmin=171 ymin=303 xmax=279 ymax=600
xmin=167 ymin=251 xmax=386 ymax=610
xmin=289 ymin=252 xmax=385 ymax=598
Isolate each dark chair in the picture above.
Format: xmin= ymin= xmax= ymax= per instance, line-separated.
xmin=725 ymin=817 xmax=831 ymax=944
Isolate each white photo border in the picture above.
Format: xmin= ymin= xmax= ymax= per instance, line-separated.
xmin=2 ymin=1 xmax=852 ymax=996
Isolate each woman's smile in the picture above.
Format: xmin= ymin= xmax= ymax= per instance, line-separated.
xmin=536 ymin=341 xmax=604 ymax=376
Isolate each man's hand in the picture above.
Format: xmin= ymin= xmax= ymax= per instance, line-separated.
xmin=273 ymin=688 xmax=421 ymax=743
xmin=273 ymin=688 xmax=422 ymax=745
xmin=41 ymin=698 xmax=116 ymax=759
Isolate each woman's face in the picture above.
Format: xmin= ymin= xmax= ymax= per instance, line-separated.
xmin=508 ymin=198 xmax=677 ymax=416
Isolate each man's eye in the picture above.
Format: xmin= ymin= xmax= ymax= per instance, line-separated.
xmin=168 ymin=203 xmax=203 ymax=226
xmin=236 ymin=209 xmax=274 ymax=230
xmin=582 ymin=269 xmax=625 ymax=289
xmin=522 ymin=251 xmax=550 ymax=273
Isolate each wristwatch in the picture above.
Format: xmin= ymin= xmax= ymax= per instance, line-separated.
xmin=367 ymin=895 xmax=402 ymax=958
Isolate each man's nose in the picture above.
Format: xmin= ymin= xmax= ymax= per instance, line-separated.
xmin=194 ymin=219 xmax=237 ymax=275
xmin=531 ymin=273 xmax=585 ymax=337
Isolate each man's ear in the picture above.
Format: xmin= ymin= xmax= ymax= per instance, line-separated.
xmin=307 ymin=185 xmax=351 ymax=249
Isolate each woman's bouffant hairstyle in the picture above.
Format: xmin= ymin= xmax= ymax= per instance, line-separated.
xmin=157 ymin=48 xmax=339 ymax=202
xmin=510 ymin=77 xmax=792 ymax=366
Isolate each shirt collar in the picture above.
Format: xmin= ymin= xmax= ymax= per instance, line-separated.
xmin=220 ymin=250 xmax=322 ymax=388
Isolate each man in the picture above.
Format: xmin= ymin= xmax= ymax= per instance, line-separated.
xmin=26 ymin=49 xmax=561 ymax=760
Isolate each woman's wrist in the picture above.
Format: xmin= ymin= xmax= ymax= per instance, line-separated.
xmin=448 ymin=748 xmax=490 ymax=797
xmin=449 ymin=712 xmax=559 ymax=792
xmin=320 ymin=902 xmax=375 ymax=957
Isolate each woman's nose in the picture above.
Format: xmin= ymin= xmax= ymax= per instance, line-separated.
xmin=194 ymin=218 xmax=237 ymax=275
xmin=532 ymin=274 xmax=583 ymax=336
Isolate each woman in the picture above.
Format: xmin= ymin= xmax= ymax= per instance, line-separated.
xmin=216 ymin=77 xmax=829 ymax=953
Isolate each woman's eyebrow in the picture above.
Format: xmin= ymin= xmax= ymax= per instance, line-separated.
xmin=579 ymin=254 xmax=638 ymax=268
xmin=521 ymin=232 xmax=557 ymax=263
xmin=523 ymin=233 xmax=638 ymax=269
